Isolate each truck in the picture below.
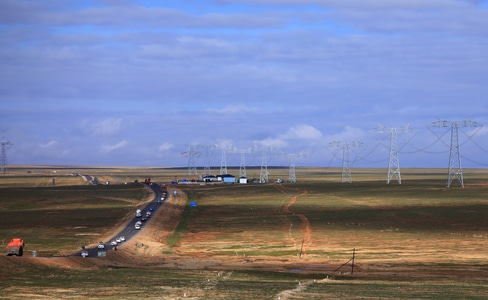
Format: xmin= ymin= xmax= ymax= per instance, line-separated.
xmin=6 ymin=238 xmax=24 ymax=256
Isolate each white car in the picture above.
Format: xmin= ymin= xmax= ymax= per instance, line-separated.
xmin=81 ymin=250 xmax=89 ymax=257
xmin=97 ymin=242 xmax=105 ymax=249
xmin=135 ymin=224 xmax=141 ymax=230
xmin=119 ymin=236 xmax=125 ymax=242
xmin=110 ymin=240 xmax=118 ymax=246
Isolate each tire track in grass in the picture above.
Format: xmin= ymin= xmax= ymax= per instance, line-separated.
xmin=276 ymin=185 xmax=311 ymax=257
xmin=276 ymin=280 xmax=311 ymax=300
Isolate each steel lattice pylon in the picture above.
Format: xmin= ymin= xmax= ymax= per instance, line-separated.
xmin=239 ymin=150 xmax=247 ymax=178
xmin=288 ymin=158 xmax=296 ymax=183
xmin=182 ymin=145 xmax=199 ymax=176
xmin=330 ymin=141 xmax=362 ymax=183
xmin=432 ymin=119 xmax=482 ymax=188
xmin=259 ymin=148 xmax=269 ymax=183
xmin=387 ymin=130 xmax=401 ymax=184
xmin=373 ymin=124 xmax=411 ymax=184
xmin=220 ymin=148 xmax=227 ymax=175
xmin=0 ymin=141 xmax=13 ymax=175
xmin=216 ymin=144 xmax=234 ymax=175
xmin=341 ymin=144 xmax=352 ymax=183
xmin=447 ymin=122 xmax=463 ymax=188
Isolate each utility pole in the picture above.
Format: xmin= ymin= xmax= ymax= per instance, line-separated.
xmin=330 ymin=141 xmax=362 ymax=183
xmin=373 ymin=124 xmax=411 ymax=184
xmin=0 ymin=141 xmax=13 ymax=175
xmin=432 ymin=119 xmax=482 ymax=188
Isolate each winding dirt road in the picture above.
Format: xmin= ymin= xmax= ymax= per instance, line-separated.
xmin=277 ymin=185 xmax=312 ymax=257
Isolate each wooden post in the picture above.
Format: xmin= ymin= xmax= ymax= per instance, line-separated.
xmin=299 ymin=238 xmax=304 ymax=258
xmin=351 ymin=248 xmax=355 ymax=275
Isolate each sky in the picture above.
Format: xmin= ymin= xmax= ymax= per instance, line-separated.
xmin=1 ymin=0 xmax=488 ymax=171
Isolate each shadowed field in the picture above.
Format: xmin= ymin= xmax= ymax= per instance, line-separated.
xmin=0 ymin=166 xmax=487 ymax=299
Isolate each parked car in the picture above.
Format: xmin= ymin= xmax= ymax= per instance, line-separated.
xmin=97 ymin=242 xmax=105 ymax=249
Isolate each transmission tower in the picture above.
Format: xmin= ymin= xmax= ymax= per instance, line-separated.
xmin=220 ymin=147 xmax=228 ymax=175
xmin=432 ymin=119 xmax=482 ymax=188
xmin=259 ymin=147 xmax=273 ymax=183
xmin=330 ymin=140 xmax=362 ymax=183
xmin=1 ymin=141 xmax=13 ymax=175
xmin=182 ymin=145 xmax=200 ymax=176
xmin=239 ymin=149 xmax=247 ymax=178
xmin=216 ymin=144 xmax=235 ymax=175
xmin=235 ymin=146 xmax=257 ymax=179
xmin=373 ymin=124 xmax=411 ymax=184
xmin=282 ymin=152 xmax=306 ymax=183
xmin=201 ymin=145 xmax=217 ymax=176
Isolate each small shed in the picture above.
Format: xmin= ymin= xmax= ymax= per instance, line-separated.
xmin=218 ymin=174 xmax=236 ymax=184
xmin=202 ymin=175 xmax=218 ymax=182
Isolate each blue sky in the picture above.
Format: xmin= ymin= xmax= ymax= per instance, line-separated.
xmin=1 ymin=0 xmax=488 ymax=170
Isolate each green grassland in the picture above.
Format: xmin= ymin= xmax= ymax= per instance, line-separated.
xmin=0 ymin=166 xmax=487 ymax=299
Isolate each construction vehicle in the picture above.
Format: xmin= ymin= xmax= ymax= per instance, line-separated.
xmin=6 ymin=238 xmax=25 ymax=256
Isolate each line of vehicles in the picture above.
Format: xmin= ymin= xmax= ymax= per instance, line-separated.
xmin=6 ymin=179 xmax=170 ymax=258
xmin=86 ymin=180 xmax=168 ymax=257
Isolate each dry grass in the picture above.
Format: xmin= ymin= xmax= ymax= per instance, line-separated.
xmin=0 ymin=166 xmax=487 ymax=299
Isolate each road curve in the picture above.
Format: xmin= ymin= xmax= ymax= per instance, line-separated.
xmin=80 ymin=182 xmax=167 ymax=257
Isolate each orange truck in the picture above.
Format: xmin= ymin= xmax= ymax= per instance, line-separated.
xmin=6 ymin=238 xmax=24 ymax=256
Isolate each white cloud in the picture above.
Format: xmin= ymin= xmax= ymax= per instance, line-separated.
xmin=81 ymin=118 xmax=123 ymax=136
xmin=39 ymin=140 xmax=58 ymax=148
xmin=281 ymin=124 xmax=323 ymax=140
xmin=158 ymin=142 xmax=173 ymax=151
xmin=251 ymin=124 xmax=323 ymax=152
xmin=256 ymin=137 xmax=289 ymax=149
xmin=326 ymin=126 xmax=367 ymax=144
xmin=100 ymin=140 xmax=127 ymax=153
xmin=206 ymin=105 xmax=260 ymax=114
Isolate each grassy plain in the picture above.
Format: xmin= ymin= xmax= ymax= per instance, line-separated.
xmin=0 ymin=166 xmax=487 ymax=299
